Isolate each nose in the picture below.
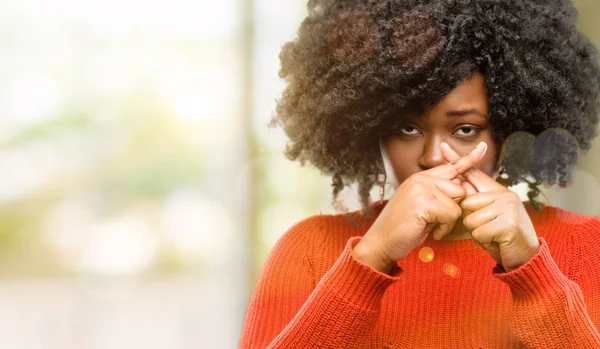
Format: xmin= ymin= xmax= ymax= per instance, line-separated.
xmin=418 ymin=137 xmax=447 ymax=171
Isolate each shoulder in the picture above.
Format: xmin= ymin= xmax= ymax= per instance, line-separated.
xmin=554 ymin=208 xmax=600 ymax=279
xmin=535 ymin=202 xmax=600 ymax=254
xmin=537 ymin=203 xmax=600 ymax=235
xmin=277 ymin=209 xmax=374 ymax=249
xmin=525 ymin=201 xmax=599 ymax=236
xmin=564 ymin=208 xmax=600 ymax=250
xmin=525 ymin=202 xmax=600 ymax=276
xmin=270 ymin=214 xmax=326 ymax=257
xmin=281 ymin=214 xmax=326 ymax=242
xmin=271 ymin=206 xmax=378 ymax=263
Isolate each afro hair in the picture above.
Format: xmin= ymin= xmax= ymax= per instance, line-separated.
xmin=268 ymin=0 xmax=600 ymax=220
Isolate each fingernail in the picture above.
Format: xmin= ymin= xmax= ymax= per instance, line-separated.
xmin=476 ymin=142 xmax=487 ymax=159
xmin=440 ymin=142 xmax=448 ymax=149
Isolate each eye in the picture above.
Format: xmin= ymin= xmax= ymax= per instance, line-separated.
xmin=393 ymin=125 xmax=481 ymax=138
xmin=398 ymin=126 xmax=420 ymax=136
xmin=454 ymin=126 xmax=480 ymax=137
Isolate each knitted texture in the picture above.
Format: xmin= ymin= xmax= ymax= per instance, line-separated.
xmin=239 ymin=201 xmax=600 ymax=348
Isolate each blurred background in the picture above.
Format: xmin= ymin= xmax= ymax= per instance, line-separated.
xmin=0 ymin=0 xmax=599 ymax=348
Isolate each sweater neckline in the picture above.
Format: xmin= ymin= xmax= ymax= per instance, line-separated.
xmin=370 ymin=199 xmax=549 ymax=253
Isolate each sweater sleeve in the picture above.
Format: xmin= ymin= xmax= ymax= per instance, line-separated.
xmin=491 ymin=218 xmax=600 ymax=349
xmin=238 ymin=216 xmax=404 ymax=349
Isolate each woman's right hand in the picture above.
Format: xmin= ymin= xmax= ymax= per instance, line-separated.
xmin=352 ymin=141 xmax=488 ymax=274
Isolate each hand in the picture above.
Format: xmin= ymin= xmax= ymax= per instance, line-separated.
xmin=353 ymin=142 xmax=488 ymax=274
xmin=439 ymin=141 xmax=540 ymax=272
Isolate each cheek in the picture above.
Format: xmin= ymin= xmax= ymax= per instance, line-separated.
xmin=395 ymin=161 xmax=428 ymax=185
xmin=386 ymin=144 xmax=419 ymax=181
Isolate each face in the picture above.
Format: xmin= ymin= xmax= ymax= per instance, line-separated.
xmin=383 ymin=72 xmax=500 ymax=183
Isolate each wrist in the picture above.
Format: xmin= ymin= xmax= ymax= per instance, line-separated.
xmin=352 ymin=238 xmax=396 ymax=275
xmin=502 ymin=241 xmax=541 ymax=273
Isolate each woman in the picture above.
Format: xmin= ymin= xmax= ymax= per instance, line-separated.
xmin=239 ymin=0 xmax=600 ymax=348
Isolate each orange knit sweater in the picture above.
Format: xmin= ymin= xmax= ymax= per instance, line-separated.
xmin=239 ymin=201 xmax=600 ymax=348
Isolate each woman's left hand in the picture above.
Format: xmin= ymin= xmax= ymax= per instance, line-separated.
xmin=439 ymin=142 xmax=540 ymax=272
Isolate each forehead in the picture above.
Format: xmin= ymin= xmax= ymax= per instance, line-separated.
xmin=417 ymin=73 xmax=489 ymax=120
xmin=438 ymin=73 xmax=487 ymax=107
xmin=391 ymin=72 xmax=489 ymax=124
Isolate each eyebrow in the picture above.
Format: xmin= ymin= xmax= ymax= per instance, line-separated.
xmin=446 ymin=109 xmax=488 ymax=118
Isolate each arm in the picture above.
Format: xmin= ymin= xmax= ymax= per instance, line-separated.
xmin=492 ymin=217 xmax=600 ymax=349
xmin=238 ymin=216 xmax=403 ymax=349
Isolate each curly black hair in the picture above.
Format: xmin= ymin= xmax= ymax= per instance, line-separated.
xmin=268 ymin=0 xmax=600 ymax=221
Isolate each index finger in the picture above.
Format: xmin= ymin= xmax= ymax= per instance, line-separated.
xmin=425 ymin=141 xmax=488 ymax=180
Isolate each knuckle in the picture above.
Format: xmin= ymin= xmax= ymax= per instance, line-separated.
xmin=500 ymin=215 xmax=518 ymax=232
xmin=409 ymin=173 xmax=424 ymax=183
xmin=446 ymin=162 xmax=459 ymax=177
xmin=406 ymin=175 xmax=419 ymax=187
xmin=412 ymin=178 xmax=432 ymax=193
xmin=453 ymin=205 xmax=462 ymax=220
xmin=511 ymin=201 xmax=521 ymax=212
xmin=508 ymin=218 xmax=520 ymax=231
xmin=506 ymin=191 xmax=520 ymax=203
xmin=412 ymin=181 xmax=426 ymax=192
xmin=500 ymin=231 xmax=517 ymax=245
xmin=415 ymin=193 xmax=434 ymax=207
xmin=453 ymin=166 xmax=461 ymax=179
xmin=448 ymin=177 xmax=464 ymax=192
xmin=462 ymin=216 xmax=470 ymax=228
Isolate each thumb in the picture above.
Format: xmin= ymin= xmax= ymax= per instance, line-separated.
xmin=462 ymin=180 xmax=478 ymax=196
xmin=451 ymin=178 xmax=466 ymax=204
xmin=432 ymin=220 xmax=456 ymax=241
